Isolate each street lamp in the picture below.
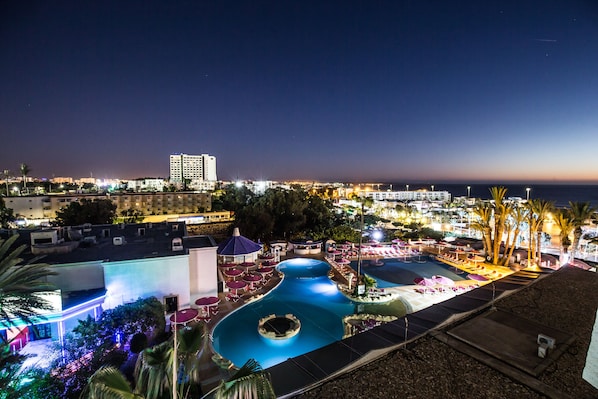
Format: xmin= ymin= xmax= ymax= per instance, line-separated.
xmin=431 ymin=185 xmax=434 ymax=191
xmin=526 ymin=187 xmax=531 ymax=201
xmin=406 ymin=184 xmax=409 ymax=191
xmin=467 ymin=186 xmax=471 ymax=198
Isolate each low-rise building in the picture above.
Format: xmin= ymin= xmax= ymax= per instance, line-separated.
xmin=0 ymin=221 xmax=218 ymax=350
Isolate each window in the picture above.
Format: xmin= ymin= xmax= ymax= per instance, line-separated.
xmin=138 ymin=228 xmax=145 ymax=236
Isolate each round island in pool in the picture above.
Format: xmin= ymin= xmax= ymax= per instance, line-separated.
xmin=258 ymin=314 xmax=301 ymax=340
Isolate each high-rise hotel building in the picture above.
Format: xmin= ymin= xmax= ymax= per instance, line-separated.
xmin=169 ymin=153 xmax=217 ymax=183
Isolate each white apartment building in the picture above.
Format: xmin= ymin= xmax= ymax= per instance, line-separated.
xmin=169 ymin=153 xmax=217 ymax=183
xmin=364 ymin=190 xmax=451 ymax=202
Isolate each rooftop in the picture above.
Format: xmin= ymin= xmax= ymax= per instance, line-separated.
xmin=1 ymin=222 xmax=217 ymax=265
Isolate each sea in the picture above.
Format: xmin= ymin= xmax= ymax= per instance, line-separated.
xmin=384 ymin=183 xmax=598 ymax=209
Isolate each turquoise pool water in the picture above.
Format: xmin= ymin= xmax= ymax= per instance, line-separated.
xmin=355 ymin=256 xmax=468 ymax=288
xmin=212 ymin=256 xmax=465 ymax=369
xmin=212 ymin=258 xmax=355 ymax=369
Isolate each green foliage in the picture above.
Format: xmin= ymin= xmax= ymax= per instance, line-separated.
xmin=118 ymin=210 xmax=145 ymax=224
xmin=54 ymin=198 xmax=117 ymax=226
xmin=49 ymin=298 xmax=165 ymax=398
xmin=0 ymin=198 xmax=15 ymax=228
xmin=129 ymin=333 xmax=148 ymax=354
xmin=215 ymin=358 xmax=276 ymax=399
xmin=0 ymin=342 xmax=28 ymax=399
xmin=217 ymin=184 xmax=255 ymax=214
xmin=232 ymin=186 xmax=335 ymax=243
xmin=81 ymin=324 xmax=206 ymax=399
xmin=0 ymin=235 xmax=57 ymax=331
xmin=327 ymin=225 xmax=360 ymax=243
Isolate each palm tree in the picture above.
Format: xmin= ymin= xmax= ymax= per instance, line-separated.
xmin=553 ymin=208 xmax=574 ymax=262
xmin=2 ymin=169 xmax=9 ymax=196
xmin=489 ymin=186 xmax=511 ymax=265
xmin=214 ymin=358 xmax=276 ymax=399
xmin=81 ymin=323 xmax=205 ymax=399
xmin=20 ymin=163 xmax=30 ymax=192
xmin=80 ymin=366 xmax=143 ymax=399
xmin=0 ymin=234 xmax=57 ymax=332
xmin=569 ymin=201 xmax=596 ymax=259
xmin=502 ymin=205 xmax=526 ymax=265
xmin=528 ymin=199 xmax=554 ymax=265
xmin=471 ymin=202 xmax=492 ymax=258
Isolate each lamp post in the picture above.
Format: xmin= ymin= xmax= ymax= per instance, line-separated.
xmin=467 ymin=185 xmax=471 ymax=198
xmin=431 ymin=185 xmax=434 ymax=191
xmin=526 ymin=187 xmax=531 ymax=201
xmin=406 ymin=184 xmax=409 ymax=191
xmin=354 ymin=202 xmax=365 ymax=296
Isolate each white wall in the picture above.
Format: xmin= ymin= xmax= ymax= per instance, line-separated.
xmin=102 ymin=255 xmax=191 ymax=310
xmin=188 ymin=246 xmax=218 ymax=302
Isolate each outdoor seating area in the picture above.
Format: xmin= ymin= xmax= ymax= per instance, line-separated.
xmin=219 ymin=259 xmax=278 ymax=302
xmin=435 ymin=252 xmax=511 ymax=282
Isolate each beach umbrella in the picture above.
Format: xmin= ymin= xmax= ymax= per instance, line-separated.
xmin=195 ymin=296 xmax=220 ymax=307
xmin=261 ymin=260 xmax=278 ymax=267
xmin=226 ymin=280 xmax=247 ymax=294
xmin=414 ymin=277 xmax=436 ymax=286
xmin=224 ymin=268 xmax=244 ymax=279
xmin=195 ymin=296 xmax=220 ymax=318
xmin=257 ymin=266 xmax=274 ymax=274
xmin=432 ymin=275 xmax=455 ymax=286
xmin=243 ymin=273 xmax=262 ymax=289
xmin=240 ymin=261 xmax=257 ymax=271
xmin=467 ymin=273 xmax=489 ymax=282
xmin=169 ymin=308 xmax=198 ymax=326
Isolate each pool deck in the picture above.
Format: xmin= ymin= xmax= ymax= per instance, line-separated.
xmin=197 ymin=267 xmax=285 ymax=393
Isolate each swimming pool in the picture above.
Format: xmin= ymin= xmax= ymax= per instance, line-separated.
xmin=354 ymin=256 xmax=468 ymax=288
xmin=211 ymin=256 xmax=465 ymax=369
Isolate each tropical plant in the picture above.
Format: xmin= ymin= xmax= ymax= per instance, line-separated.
xmin=0 ymin=198 xmax=15 ymax=228
xmin=502 ymin=205 xmax=527 ymax=265
xmin=489 ymin=186 xmax=511 ymax=264
xmin=553 ymin=208 xmax=574 ymax=257
xmin=54 ymin=198 xmax=117 ymax=226
xmin=214 ymin=358 xmax=276 ymax=399
xmin=528 ymin=199 xmax=554 ymax=264
xmin=19 ymin=163 xmax=30 ymax=191
xmin=80 ymin=366 xmax=143 ymax=399
xmin=2 ymin=169 xmax=9 ymax=196
xmin=471 ymin=202 xmax=492 ymax=259
xmin=80 ymin=323 xmax=206 ymax=399
xmin=568 ymin=201 xmax=596 ymax=259
xmin=0 ymin=234 xmax=57 ymax=331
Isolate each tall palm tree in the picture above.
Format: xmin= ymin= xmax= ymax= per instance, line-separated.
xmin=214 ymin=358 xmax=276 ymax=399
xmin=471 ymin=202 xmax=492 ymax=258
xmin=569 ymin=201 xmax=596 ymax=259
xmin=528 ymin=199 xmax=554 ymax=265
xmin=553 ymin=208 xmax=574 ymax=261
xmin=489 ymin=186 xmax=510 ymax=264
xmin=2 ymin=169 xmax=9 ymax=196
xmin=19 ymin=163 xmax=30 ymax=192
xmin=0 ymin=234 xmax=56 ymax=332
xmin=502 ymin=205 xmax=526 ymax=265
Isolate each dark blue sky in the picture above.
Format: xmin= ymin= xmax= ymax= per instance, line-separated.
xmin=1 ymin=1 xmax=597 ymax=183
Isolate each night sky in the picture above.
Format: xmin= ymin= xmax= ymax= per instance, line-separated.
xmin=1 ymin=1 xmax=597 ymax=183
